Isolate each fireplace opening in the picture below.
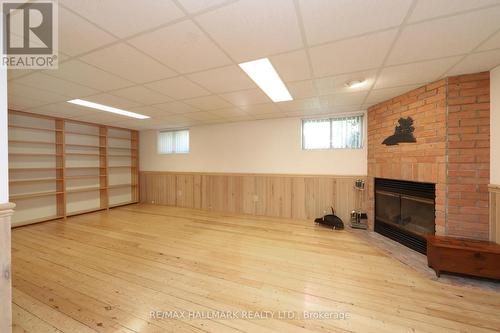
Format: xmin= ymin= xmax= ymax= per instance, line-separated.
xmin=374 ymin=178 xmax=435 ymax=254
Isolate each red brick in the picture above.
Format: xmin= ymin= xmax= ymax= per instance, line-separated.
xmin=368 ymin=73 xmax=489 ymax=240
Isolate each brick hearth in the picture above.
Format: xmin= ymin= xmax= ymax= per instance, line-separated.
xmin=367 ymin=72 xmax=490 ymax=240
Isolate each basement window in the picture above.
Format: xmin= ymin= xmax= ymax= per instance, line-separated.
xmin=158 ymin=129 xmax=190 ymax=154
xmin=302 ymin=115 xmax=363 ymax=150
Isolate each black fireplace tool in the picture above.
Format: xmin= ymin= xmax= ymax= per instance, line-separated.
xmin=314 ymin=207 xmax=344 ymax=230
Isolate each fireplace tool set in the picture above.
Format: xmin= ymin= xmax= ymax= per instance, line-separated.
xmin=350 ymin=179 xmax=368 ymax=229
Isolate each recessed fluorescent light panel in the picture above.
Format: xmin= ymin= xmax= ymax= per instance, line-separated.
xmin=67 ymin=99 xmax=150 ymax=119
xmin=238 ymin=58 xmax=293 ymax=102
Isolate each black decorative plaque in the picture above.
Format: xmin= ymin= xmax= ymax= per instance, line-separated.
xmin=382 ymin=117 xmax=416 ymax=146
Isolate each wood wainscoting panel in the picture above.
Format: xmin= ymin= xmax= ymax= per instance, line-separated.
xmin=0 ymin=203 xmax=15 ymax=333
xmin=490 ymin=185 xmax=500 ymax=244
xmin=140 ymin=172 xmax=366 ymax=222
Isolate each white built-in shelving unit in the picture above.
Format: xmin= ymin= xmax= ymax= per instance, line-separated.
xmin=8 ymin=110 xmax=139 ymax=227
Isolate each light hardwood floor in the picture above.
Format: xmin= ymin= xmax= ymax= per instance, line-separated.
xmin=11 ymin=204 xmax=500 ymax=333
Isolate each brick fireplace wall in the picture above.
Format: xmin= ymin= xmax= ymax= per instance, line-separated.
xmin=367 ymin=72 xmax=490 ymax=240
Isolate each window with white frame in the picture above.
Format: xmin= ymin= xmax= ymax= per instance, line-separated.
xmin=158 ymin=129 xmax=190 ymax=154
xmin=302 ymin=115 xmax=363 ymax=150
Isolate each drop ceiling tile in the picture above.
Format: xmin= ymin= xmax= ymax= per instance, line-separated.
xmin=7 ymin=69 xmax=35 ymax=81
xmin=184 ymin=111 xmax=221 ymax=121
xmin=225 ymin=114 xmax=256 ymax=122
xmin=129 ymin=20 xmax=231 ymax=73
xmin=240 ymin=103 xmax=281 ymax=114
xmin=152 ymin=101 xmax=200 ymax=114
xmin=210 ymin=107 xmax=248 ymax=118
xmin=145 ymin=77 xmax=210 ymax=99
xmin=319 ymin=91 xmax=368 ymax=107
xmin=113 ymin=118 xmax=165 ymax=130
xmin=310 ymin=29 xmax=397 ymax=77
xmin=72 ymin=110 xmax=139 ymax=126
xmin=27 ymin=101 xmax=102 ymax=119
xmin=81 ymin=43 xmax=176 ymax=83
xmin=111 ymin=86 xmax=172 ymax=105
xmin=447 ymin=49 xmax=500 ymax=76
xmin=298 ymin=0 xmax=412 ymax=45
xmin=44 ymin=60 xmax=133 ymax=90
xmin=408 ymin=0 xmax=500 ymax=23
xmin=183 ymin=95 xmax=232 ymax=110
xmin=269 ymin=50 xmax=312 ymax=82
xmin=111 ymin=120 xmax=152 ymax=130
xmin=187 ymin=65 xmax=256 ymax=93
xmin=388 ymin=7 xmax=500 ymax=65
xmin=375 ymin=56 xmax=462 ymax=89
xmin=365 ymin=84 xmax=423 ymax=105
xmin=82 ymin=93 xmax=141 ymax=109
xmin=162 ymin=114 xmax=199 ymax=123
xmin=12 ymin=72 xmax=99 ymax=99
xmin=8 ymin=95 xmax=48 ymax=110
xmin=253 ymin=113 xmax=283 ymax=120
xmin=59 ymin=0 xmax=185 ymax=38
xmin=285 ymin=109 xmax=327 ymax=117
xmin=277 ymin=97 xmax=322 ymax=112
xmin=8 ymin=82 xmax=68 ymax=103
xmin=24 ymin=105 xmax=79 ymax=118
xmin=478 ymin=30 xmax=500 ymax=51
xmin=195 ymin=0 xmax=303 ymax=61
xmin=332 ymin=105 xmax=366 ymax=113
xmin=59 ymin=7 xmax=116 ymax=56
xmin=71 ymin=112 xmax=129 ymax=123
xmin=220 ymin=89 xmax=270 ymax=106
xmin=127 ymin=106 xmax=169 ymax=118
xmin=314 ymin=70 xmax=378 ymax=95
xmin=57 ymin=53 xmax=70 ymax=62
xmin=286 ymin=80 xmax=317 ymax=99
xmin=201 ymin=118 xmax=228 ymax=125
xmin=176 ymin=0 xmax=232 ymax=14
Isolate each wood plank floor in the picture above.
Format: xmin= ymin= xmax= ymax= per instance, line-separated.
xmin=11 ymin=204 xmax=500 ymax=333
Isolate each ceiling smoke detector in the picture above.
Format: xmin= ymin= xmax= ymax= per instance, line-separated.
xmin=344 ymin=79 xmax=366 ymax=89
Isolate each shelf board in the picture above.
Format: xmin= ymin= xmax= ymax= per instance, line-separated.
xmin=9 ymin=140 xmax=57 ymax=145
xmin=108 ymin=201 xmax=139 ymax=208
xmin=9 ymin=153 xmax=62 ymax=157
xmin=9 ymin=124 xmax=61 ymax=132
xmin=108 ymin=154 xmax=131 ymax=157
xmin=66 ymin=175 xmax=106 ymax=180
xmin=65 ymin=152 xmax=102 ymax=157
xmin=65 ymin=131 xmax=105 ymax=138
xmin=66 ymin=207 xmax=107 ymax=218
xmin=66 ymin=166 xmax=105 ymax=170
xmin=10 ymin=178 xmax=62 ymax=184
xmin=109 ymin=166 xmax=135 ymax=169
xmin=67 ymin=187 xmax=106 ymax=194
xmin=66 ymin=143 xmax=105 ymax=148
xmin=108 ymin=184 xmax=136 ymax=189
xmin=108 ymin=146 xmax=137 ymax=151
xmin=9 ymin=167 xmax=63 ymax=172
xmin=12 ymin=215 xmax=64 ymax=228
xmin=107 ymin=136 xmax=132 ymax=141
xmin=10 ymin=191 xmax=64 ymax=200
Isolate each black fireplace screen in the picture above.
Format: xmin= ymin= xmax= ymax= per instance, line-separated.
xmin=374 ymin=178 xmax=435 ymax=254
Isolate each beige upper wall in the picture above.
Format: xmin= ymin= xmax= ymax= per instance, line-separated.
xmin=140 ymin=115 xmax=367 ymax=175
xmin=492 ymin=66 xmax=500 ymax=185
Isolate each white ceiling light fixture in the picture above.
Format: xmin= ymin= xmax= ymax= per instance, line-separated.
xmin=238 ymin=58 xmax=293 ymax=102
xmin=344 ymin=79 xmax=366 ymax=89
xmin=67 ymin=99 xmax=150 ymax=119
